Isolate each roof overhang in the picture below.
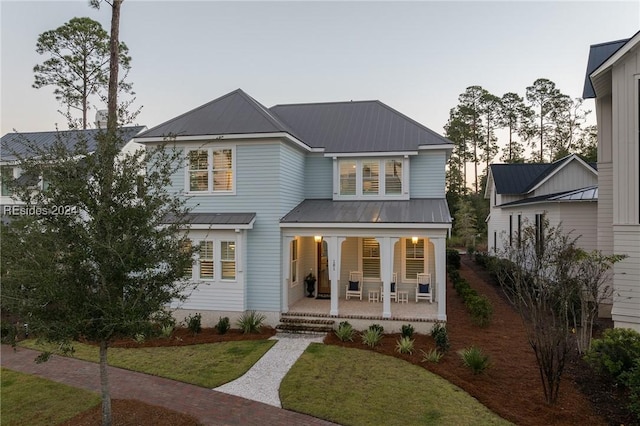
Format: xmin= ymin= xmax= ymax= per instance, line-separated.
xmin=164 ymin=212 xmax=256 ymax=230
xmin=417 ymin=144 xmax=454 ymax=151
xmin=134 ymin=132 xmax=321 ymax=153
xmin=323 ymin=151 xmax=417 ymax=158
xmin=591 ymin=31 xmax=640 ymax=79
xmin=280 ymin=222 xmax=451 ymax=229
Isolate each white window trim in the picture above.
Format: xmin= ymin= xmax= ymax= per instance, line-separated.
xmin=333 ymin=157 xmax=409 ymax=200
xmin=401 ymin=237 xmax=428 ymax=282
xmin=189 ymin=234 xmax=238 ymax=283
xmin=184 ymin=145 xmax=236 ymax=195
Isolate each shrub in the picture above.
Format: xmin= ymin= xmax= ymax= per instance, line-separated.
xmin=335 ymin=321 xmax=354 ymax=342
xmin=0 ymin=321 xmax=18 ymax=345
xmin=625 ymin=360 xmax=640 ymax=421
xmin=448 ymin=269 xmax=461 ymax=283
xmin=237 ymin=311 xmax=266 ymax=334
xmin=585 ymin=328 xmax=640 ymax=383
xmin=395 ymin=336 xmax=414 ymax=354
xmin=421 ymin=348 xmax=443 ymax=363
xmin=446 ymin=249 xmax=461 ymax=270
xmin=186 ymin=312 xmax=202 ymax=335
xmin=216 ymin=316 xmax=230 ymax=335
xmin=466 ymin=294 xmax=493 ymax=327
xmin=431 ymin=323 xmax=450 ymax=352
xmin=160 ymin=323 xmax=174 ymax=339
xmin=361 ymin=328 xmax=383 ymax=348
xmin=459 ymin=346 xmax=490 ymax=374
xmin=401 ymin=324 xmax=414 ymax=339
xmin=368 ymin=323 xmax=384 ymax=334
xmin=134 ymin=333 xmax=146 ymax=344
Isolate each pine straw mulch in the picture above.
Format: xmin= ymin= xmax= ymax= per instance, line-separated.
xmin=62 ymin=254 xmax=637 ymax=425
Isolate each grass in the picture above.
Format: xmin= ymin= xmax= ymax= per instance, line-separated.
xmin=280 ymin=344 xmax=511 ymax=426
xmin=20 ymin=339 xmax=276 ymax=388
xmin=1 ymin=368 xmax=100 ymax=426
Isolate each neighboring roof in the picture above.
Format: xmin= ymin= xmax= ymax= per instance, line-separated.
xmin=138 ymin=89 xmax=301 ymax=140
xmin=499 ymin=186 xmax=598 ymax=208
xmin=1 ymin=126 xmax=145 ymax=162
xmin=164 ymin=212 xmax=256 ymax=229
xmin=280 ymin=199 xmax=452 ymax=225
xmin=136 ymin=89 xmax=452 ymax=154
xmin=583 ymin=38 xmax=629 ymax=98
xmin=489 ymin=154 xmax=597 ymax=195
xmin=270 ymin=100 xmax=452 ymax=153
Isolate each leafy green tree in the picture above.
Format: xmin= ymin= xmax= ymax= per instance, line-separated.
xmin=499 ymin=92 xmax=531 ymax=163
xmin=548 ymin=97 xmax=591 ymax=161
xmin=525 ymin=78 xmax=563 ymax=162
xmin=3 ymin=2 xmax=190 ymax=426
xmin=456 ymin=86 xmax=487 ymax=193
xmin=574 ymin=124 xmax=598 ymax=163
xmin=33 ymin=16 xmax=132 ymax=129
xmin=444 ymin=107 xmax=473 ymax=206
xmin=478 ymin=92 xmax=501 ymax=178
xmin=453 ymin=198 xmax=478 ymax=248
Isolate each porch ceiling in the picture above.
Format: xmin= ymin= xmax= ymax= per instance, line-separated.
xmin=280 ymin=199 xmax=452 ymax=225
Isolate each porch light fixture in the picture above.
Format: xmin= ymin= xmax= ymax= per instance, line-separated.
xmin=411 ymin=236 xmax=419 ymax=245
xmin=314 ymin=235 xmax=322 ymax=243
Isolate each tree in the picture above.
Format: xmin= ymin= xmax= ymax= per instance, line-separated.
xmin=525 ymin=78 xmax=562 ymax=162
xmin=453 ymin=198 xmax=478 ymax=248
xmin=456 ymin=86 xmax=487 ymax=193
xmin=478 ymin=92 xmax=501 ymax=176
xmin=2 ymin=2 xmax=192 ymax=426
xmin=444 ymin=107 xmax=473 ymax=205
xmin=574 ymin=124 xmax=598 ymax=163
xmin=499 ymin=92 xmax=531 ymax=163
xmin=547 ymin=97 xmax=591 ymax=161
xmin=33 ymin=16 xmax=132 ymax=129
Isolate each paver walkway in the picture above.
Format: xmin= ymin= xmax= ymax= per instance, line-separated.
xmin=1 ymin=343 xmax=336 ymax=426
xmin=215 ymin=333 xmax=325 ymax=407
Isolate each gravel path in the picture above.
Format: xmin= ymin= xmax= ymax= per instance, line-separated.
xmin=214 ymin=332 xmax=325 ymax=407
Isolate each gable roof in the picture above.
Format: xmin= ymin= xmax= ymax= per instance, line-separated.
xmin=1 ymin=126 xmax=145 ymax=162
xmin=136 ymin=89 xmax=452 ymax=153
xmin=489 ymin=154 xmax=597 ymax=195
xmin=270 ymin=100 xmax=451 ymax=153
xmin=138 ymin=89 xmax=302 ymax=140
xmin=583 ymin=38 xmax=629 ymax=99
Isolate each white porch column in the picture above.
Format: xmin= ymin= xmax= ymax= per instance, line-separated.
xmin=281 ymin=236 xmax=294 ymax=313
xmin=328 ymin=236 xmax=345 ymax=316
xmin=433 ymin=237 xmax=447 ymax=321
xmin=378 ymin=237 xmax=399 ymax=318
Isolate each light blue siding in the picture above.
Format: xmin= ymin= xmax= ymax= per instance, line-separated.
xmin=410 ymin=151 xmax=447 ymax=198
xmin=305 ymin=155 xmax=333 ymax=198
xmin=165 ymin=140 xmax=306 ymax=312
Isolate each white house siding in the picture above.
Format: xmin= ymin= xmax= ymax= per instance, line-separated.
xmin=535 ymin=161 xmax=597 ymax=196
xmin=558 ymin=202 xmax=598 ymax=251
xmin=410 ymin=151 xmax=447 ymax=198
xmin=612 ymin=226 xmax=640 ymax=332
xmin=304 ymin=155 xmax=332 ymax=199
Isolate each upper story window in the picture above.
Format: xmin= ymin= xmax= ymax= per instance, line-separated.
xmin=336 ymin=158 xmax=407 ymax=200
xmin=186 ymin=147 xmax=234 ymax=194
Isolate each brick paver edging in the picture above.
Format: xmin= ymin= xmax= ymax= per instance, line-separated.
xmin=1 ymin=345 xmax=336 ymax=426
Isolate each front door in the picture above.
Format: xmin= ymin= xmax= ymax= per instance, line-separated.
xmin=317 ymin=240 xmax=330 ymax=296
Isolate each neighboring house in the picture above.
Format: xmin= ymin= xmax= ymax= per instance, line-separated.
xmin=584 ymin=31 xmax=640 ymax=332
xmin=134 ymin=89 xmax=453 ymax=330
xmin=1 ymin=125 xmax=146 ymax=212
xmin=485 ymin=154 xmax=598 ymax=256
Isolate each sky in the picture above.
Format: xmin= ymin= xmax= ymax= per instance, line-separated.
xmin=1 ymin=1 xmax=639 ymax=147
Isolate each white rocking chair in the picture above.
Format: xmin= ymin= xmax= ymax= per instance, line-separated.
xmin=416 ymin=273 xmax=432 ymax=303
xmin=345 ymin=271 xmax=363 ymax=300
xmin=381 ymin=272 xmax=398 ymax=302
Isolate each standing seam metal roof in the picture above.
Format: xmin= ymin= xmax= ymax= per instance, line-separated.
xmin=582 ymin=38 xmax=629 ymax=99
xmin=1 ymin=126 xmax=145 ymax=162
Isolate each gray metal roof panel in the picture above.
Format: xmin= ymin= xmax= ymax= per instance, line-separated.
xmin=1 ymin=126 xmax=145 ymax=162
xmin=270 ymin=100 xmax=452 ymax=153
xmin=164 ymin=212 xmax=256 ymax=225
xmin=280 ymin=199 xmax=452 ymax=224
xmin=499 ymin=186 xmax=598 ymax=207
xmin=137 ymin=89 xmax=302 ymax=140
xmin=490 ymin=163 xmax=552 ymax=194
xmin=583 ymin=38 xmax=629 ymax=99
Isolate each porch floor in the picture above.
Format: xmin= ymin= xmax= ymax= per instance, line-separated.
xmin=287 ymin=296 xmax=439 ymax=322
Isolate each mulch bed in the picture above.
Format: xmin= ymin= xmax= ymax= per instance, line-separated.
xmin=61 ymin=254 xmax=637 ymax=425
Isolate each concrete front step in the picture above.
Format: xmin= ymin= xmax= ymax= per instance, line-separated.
xmin=277 ymin=314 xmax=336 ymax=334
xmin=275 ymin=323 xmax=333 ymax=334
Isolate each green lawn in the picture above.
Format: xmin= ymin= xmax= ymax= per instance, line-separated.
xmin=20 ymin=339 xmax=276 ymax=388
xmin=280 ymin=344 xmax=512 ymax=426
xmin=0 ymin=368 xmax=100 ymax=426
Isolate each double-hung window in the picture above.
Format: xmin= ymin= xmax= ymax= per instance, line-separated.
xmin=187 ymin=147 xmax=234 ymax=193
xmin=361 ymin=238 xmax=380 ymax=279
xmin=199 ymin=241 xmax=214 ymax=279
xmin=405 ymin=238 xmax=425 ymax=280
xmin=290 ymin=239 xmax=298 ymax=285
xmin=220 ymin=241 xmax=236 ymax=280
xmin=181 ymin=239 xmax=193 ymax=279
xmin=337 ymin=158 xmax=405 ymax=199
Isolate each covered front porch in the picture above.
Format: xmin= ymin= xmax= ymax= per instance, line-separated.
xmin=280 ymin=200 xmax=451 ymax=323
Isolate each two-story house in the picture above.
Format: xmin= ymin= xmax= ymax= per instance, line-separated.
xmin=584 ymin=31 xmax=640 ymax=332
xmin=485 ymin=154 xmax=598 ymax=256
xmin=134 ymin=89 xmax=452 ymax=331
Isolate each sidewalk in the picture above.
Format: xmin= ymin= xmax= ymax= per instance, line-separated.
xmin=1 ymin=344 xmax=336 ymax=426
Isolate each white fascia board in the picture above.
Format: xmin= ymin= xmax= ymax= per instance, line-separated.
xmin=418 ymin=144 xmax=454 ymax=151
xmin=135 ymin=132 xmax=316 ymax=152
xmin=280 ymin=222 xmax=451 ymax=230
xmin=323 ymin=151 xmax=417 ymax=158
xmin=180 ymin=219 xmax=255 ymax=231
xmin=484 ymin=169 xmax=494 ymax=199
xmin=528 ymin=154 xmax=597 ymax=193
xmin=591 ymin=31 xmax=640 ymax=79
